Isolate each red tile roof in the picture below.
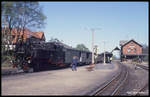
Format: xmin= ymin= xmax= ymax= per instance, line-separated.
xmin=31 ymin=32 xmax=44 ymax=39
xmin=121 ymin=39 xmax=142 ymax=47
xmin=2 ymin=28 xmax=44 ymax=44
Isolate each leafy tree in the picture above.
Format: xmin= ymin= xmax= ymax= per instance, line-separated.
xmin=1 ymin=2 xmax=46 ymax=63
xmin=2 ymin=2 xmax=15 ymax=55
xmin=2 ymin=2 xmax=46 ymax=43
xmin=2 ymin=2 xmax=46 ymax=49
xmin=76 ymin=44 xmax=89 ymax=51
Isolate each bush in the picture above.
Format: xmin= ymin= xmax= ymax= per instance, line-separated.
xmin=2 ymin=55 xmax=12 ymax=64
xmin=2 ymin=60 xmax=12 ymax=67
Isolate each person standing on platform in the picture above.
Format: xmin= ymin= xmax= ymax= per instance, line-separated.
xmin=71 ymin=56 xmax=78 ymax=71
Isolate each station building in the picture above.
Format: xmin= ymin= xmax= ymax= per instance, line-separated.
xmin=120 ymin=39 xmax=145 ymax=62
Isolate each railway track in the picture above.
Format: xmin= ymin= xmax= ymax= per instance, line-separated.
xmin=136 ymin=64 xmax=149 ymax=70
xmin=135 ymin=64 xmax=149 ymax=96
xmin=91 ymin=62 xmax=128 ymax=96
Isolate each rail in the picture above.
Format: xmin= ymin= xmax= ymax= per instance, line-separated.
xmin=135 ymin=64 xmax=149 ymax=96
xmin=91 ymin=63 xmax=128 ymax=96
xmin=136 ymin=64 xmax=149 ymax=70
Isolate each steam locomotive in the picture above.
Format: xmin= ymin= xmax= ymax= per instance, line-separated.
xmin=12 ymin=38 xmax=112 ymax=72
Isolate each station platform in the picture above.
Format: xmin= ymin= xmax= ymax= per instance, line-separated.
xmin=2 ymin=62 xmax=120 ymax=95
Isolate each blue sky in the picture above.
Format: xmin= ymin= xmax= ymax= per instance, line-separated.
xmin=39 ymin=2 xmax=148 ymax=53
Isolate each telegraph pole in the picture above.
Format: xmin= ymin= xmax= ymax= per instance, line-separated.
xmin=103 ymin=41 xmax=106 ymax=64
xmin=90 ymin=28 xmax=101 ymax=65
xmin=84 ymin=27 xmax=101 ymax=67
xmin=91 ymin=28 xmax=95 ymax=65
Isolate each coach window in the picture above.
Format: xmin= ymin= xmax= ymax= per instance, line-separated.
xmin=86 ymin=53 xmax=89 ymax=59
xmin=79 ymin=52 xmax=81 ymax=58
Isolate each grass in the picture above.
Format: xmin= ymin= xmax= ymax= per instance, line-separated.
xmin=2 ymin=60 xmax=12 ymax=67
xmin=1 ymin=55 xmax=13 ymax=68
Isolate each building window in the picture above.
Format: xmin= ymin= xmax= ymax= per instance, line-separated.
xmin=134 ymin=48 xmax=136 ymax=53
xmin=127 ymin=48 xmax=131 ymax=53
xmin=130 ymin=42 xmax=134 ymax=46
xmin=129 ymin=45 xmax=135 ymax=49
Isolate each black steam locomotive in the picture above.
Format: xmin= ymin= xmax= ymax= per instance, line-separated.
xmin=12 ymin=38 xmax=92 ymax=72
xmin=13 ymin=38 xmax=112 ymax=72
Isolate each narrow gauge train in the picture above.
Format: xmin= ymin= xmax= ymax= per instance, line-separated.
xmin=13 ymin=38 xmax=112 ymax=72
xmin=13 ymin=38 xmax=93 ymax=72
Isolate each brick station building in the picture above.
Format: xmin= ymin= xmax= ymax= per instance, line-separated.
xmin=120 ymin=39 xmax=145 ymax=62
